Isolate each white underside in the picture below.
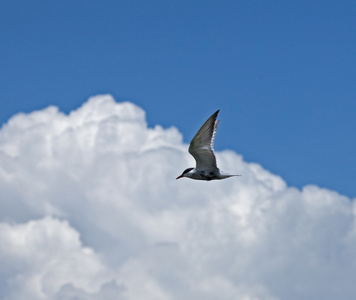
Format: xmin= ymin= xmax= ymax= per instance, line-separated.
xmin=185 ymin=168 xmax=239 ymax=181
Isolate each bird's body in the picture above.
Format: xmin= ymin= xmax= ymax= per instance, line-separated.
xmin=176 ymin=110 xmax=239 ymax=181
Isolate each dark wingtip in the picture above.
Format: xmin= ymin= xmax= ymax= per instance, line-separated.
xmin=212 ymin=110 xmax=220 ymax=119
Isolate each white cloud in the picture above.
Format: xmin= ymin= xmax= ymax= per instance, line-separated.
xmin=0 ymin=217 xmax=111 ymax=300
xmin=0 ymin=94 xmax=356 ymax=300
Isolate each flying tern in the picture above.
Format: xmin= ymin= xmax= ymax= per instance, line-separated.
xmin=176 ymin=110 xmax=239 ymax=181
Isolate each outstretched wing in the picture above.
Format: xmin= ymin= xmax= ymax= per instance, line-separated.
xmin=188 ymin=110 xmax=220 ymax=171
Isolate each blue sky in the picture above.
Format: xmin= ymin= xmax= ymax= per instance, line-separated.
xmin=1 ymin=0 xmax=355 ymax=198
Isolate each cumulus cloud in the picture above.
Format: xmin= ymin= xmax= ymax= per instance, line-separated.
xmin=0 ymin=94 xmax=355 ymax=300
xmin=0 ymin=217 xmax=112 ymax=300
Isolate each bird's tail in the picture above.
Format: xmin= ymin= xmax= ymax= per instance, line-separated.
xmin=218 ymin=173 xmax=241 ymax=179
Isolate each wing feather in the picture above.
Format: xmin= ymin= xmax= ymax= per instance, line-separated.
xmin=188 ymin=110 xmax=220 ymax=171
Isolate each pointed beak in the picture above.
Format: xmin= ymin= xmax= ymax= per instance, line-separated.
xmin=176 ymin=175 xmax=183 ymax=180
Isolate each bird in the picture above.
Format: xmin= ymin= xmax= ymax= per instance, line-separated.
xmin=176 ymin=110 xmax=240 ymax=181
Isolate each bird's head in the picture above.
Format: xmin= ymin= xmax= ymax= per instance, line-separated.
xmin=176 ymin=167 xmax=194 ymax=180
